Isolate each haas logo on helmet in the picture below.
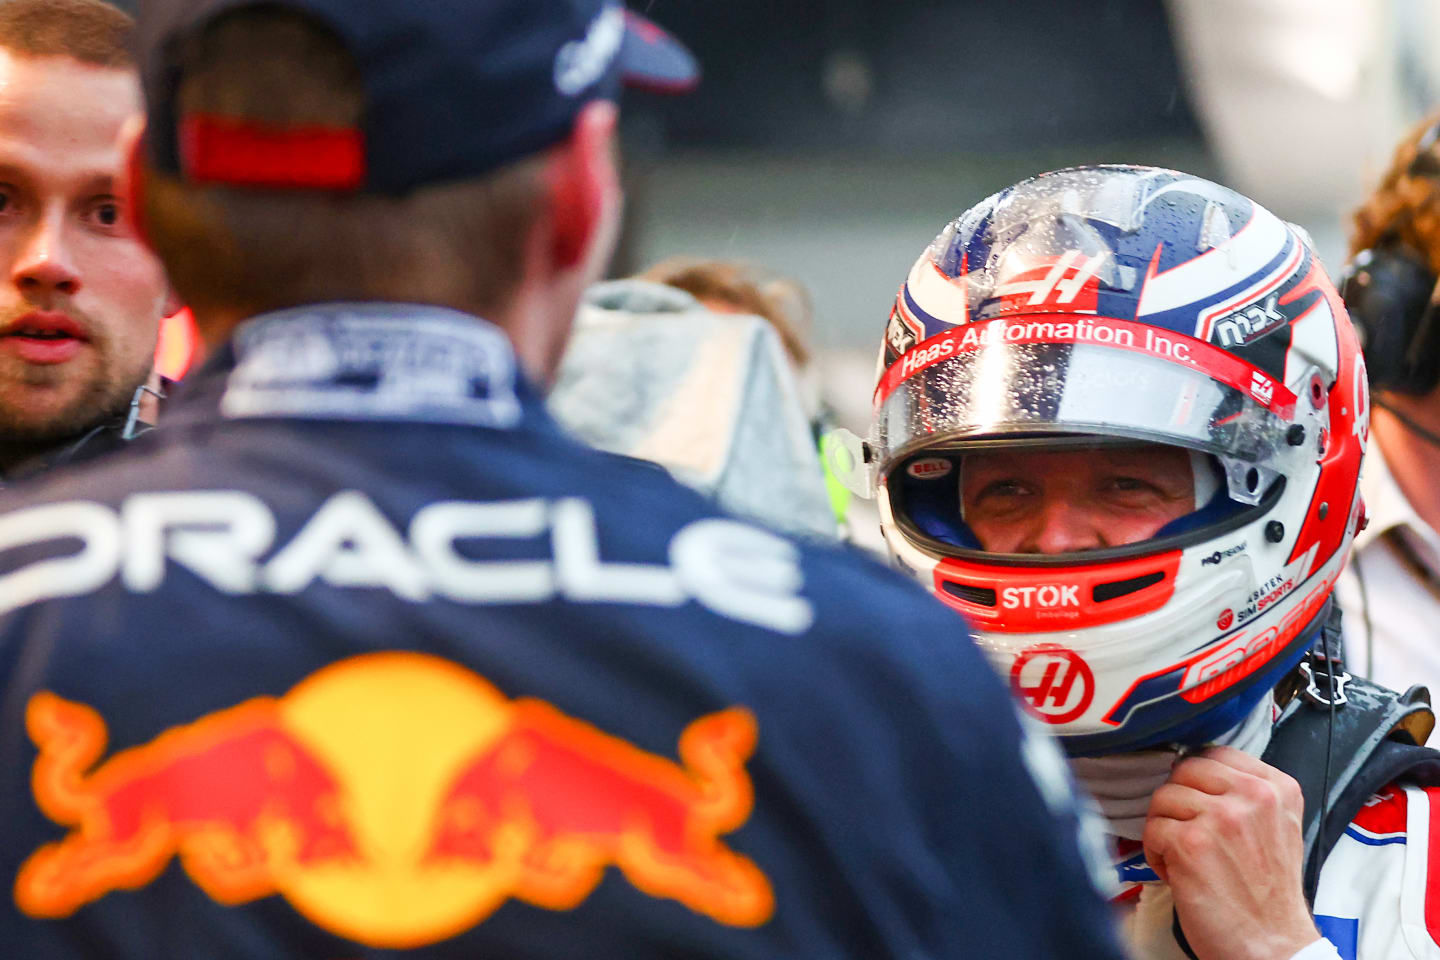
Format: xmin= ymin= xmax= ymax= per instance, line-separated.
xmin=1249 ymin=370 xmax=1275 ymax=405
xmin=1010 ymin=646 xmax=1094 ymax=725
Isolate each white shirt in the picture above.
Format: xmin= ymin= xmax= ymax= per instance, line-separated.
xmin=1334 ymin=448 xmax=1440 ymax=694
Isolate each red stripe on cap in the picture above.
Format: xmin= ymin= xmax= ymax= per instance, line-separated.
xmin=178 ymin=115 xmax=365 ymax=191
xmin=624 ymin=10 xmax=666 ymax=44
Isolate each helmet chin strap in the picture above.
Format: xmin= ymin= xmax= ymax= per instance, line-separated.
xmin=1375 ymin=397 xmax=1440 ymax=451
xmin=1069 ymin=693 xmax=1274 ymax=841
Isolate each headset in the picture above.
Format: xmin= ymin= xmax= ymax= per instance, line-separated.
xmin=1342 ymin=120 xmax=1440 ymax=397
xmin=1342 ymin=241 xmax=1440 ymax=395
xmin=1341 ymin=121 xmax=1440 ymax=677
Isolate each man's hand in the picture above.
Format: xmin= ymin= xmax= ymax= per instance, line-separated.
xmin=1142 ymin=746 xmax=1320 ymax=960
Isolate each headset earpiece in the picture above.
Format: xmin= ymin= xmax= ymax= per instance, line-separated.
xmin=1341 ymin=238 xmax=1440 ymax=395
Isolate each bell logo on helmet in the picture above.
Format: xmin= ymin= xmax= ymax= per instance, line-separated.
xmin=906 ymin=458 xmax=952 ymax=480
xmin=1010 ymin=645 xmax=1095 ymax=724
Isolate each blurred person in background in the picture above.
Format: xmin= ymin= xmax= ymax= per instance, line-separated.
xmin=0 ymin=1 xmax=1127 ymax=957
xmin=644 ymin=257 xmax=857 ymax=533
xmin=1336 ymin=112 xmax=1440 ymax=695
xmin=641 ymin=257 xmax=816 ymax=372
xmin=856 ymin=165 xmax=1440 ymax=960
xmin=0 ymin=0 xmax=172 ymax=485
xmin=551 ymin=258 xmax=843 ymax=539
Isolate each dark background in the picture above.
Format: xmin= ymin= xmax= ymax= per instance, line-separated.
xmin=111 ymin=0 xmax=1214 ymax=349
xmin=627 ymin=0 xmax=1199 ymax=153
xmin=614 ymin=0 xmax=1213 ymax=349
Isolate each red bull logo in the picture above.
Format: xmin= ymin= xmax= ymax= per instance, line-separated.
xmin=17 ymin=653 xmax=773 ymax=946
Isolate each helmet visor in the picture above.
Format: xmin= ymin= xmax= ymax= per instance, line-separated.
xmin=875 ymin=316 xmax=1303 ymax=511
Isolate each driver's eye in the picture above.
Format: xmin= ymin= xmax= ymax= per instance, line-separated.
xmin=978 ymin=479 xmax=1029 ymax=499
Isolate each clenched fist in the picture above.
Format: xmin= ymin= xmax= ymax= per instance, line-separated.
xmin=1142 ymin=746 xmax=1321 ymax=960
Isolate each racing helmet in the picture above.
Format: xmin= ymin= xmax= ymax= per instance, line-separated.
xmin=870 ymin=166 xmax=1368 ymax=756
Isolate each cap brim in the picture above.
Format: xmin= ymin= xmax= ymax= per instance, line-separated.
xmin=619 ymin=11 xmax=699 ymax=94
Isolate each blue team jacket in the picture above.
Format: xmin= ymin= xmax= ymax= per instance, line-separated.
xmin=0 ymin=304 xmax=1124 ymax=959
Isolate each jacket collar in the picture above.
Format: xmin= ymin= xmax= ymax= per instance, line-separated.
xmin=167 ymin=303 xmax=543 ymax=432
xmin=0 ymin=381 xmax=169 ymax=487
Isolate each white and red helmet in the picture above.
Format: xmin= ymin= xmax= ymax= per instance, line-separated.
xmin=870 ymin=166 xmax=1368 ymax=755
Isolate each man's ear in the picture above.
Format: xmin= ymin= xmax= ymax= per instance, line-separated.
xmin=120 ymin=116 xmax=154 ymax=253
xmin=547 ymin=100 xmax=619 ymax=270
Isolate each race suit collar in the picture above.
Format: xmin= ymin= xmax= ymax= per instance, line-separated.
xmin=1071 ymin=692 xmax=1276 ymax=844
xmin=0 ymin=422 xmax=116 ymax=487
xmin=0 ymin=380 xmax=170 ymax=487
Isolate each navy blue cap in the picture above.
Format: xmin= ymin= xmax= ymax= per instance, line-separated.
xmin=136 ymin=0 xmax=698 ymax=194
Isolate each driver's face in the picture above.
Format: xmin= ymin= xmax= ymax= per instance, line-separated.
xmin=962 ymin=445 xmax=1196 ymax=554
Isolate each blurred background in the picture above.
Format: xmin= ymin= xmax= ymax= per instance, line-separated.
xmin=113 ymin=0 xmax=1440 ymax=538
xmin=614 ymin=0 xmax=1440 ymax=546
xmin=610 ymin=0 xmax=1440 ymax=427
xmin=108 ymin=0 xmax=1440 ymax=413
